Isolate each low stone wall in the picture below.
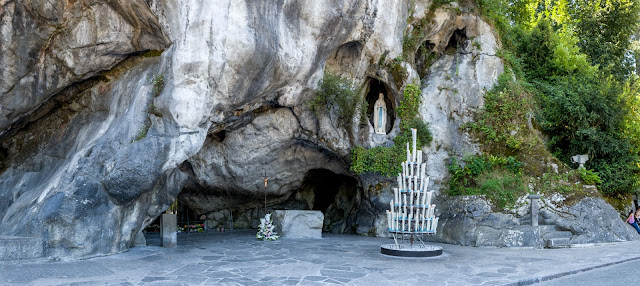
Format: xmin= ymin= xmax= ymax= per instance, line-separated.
xmin=0 ymin=236 xmax=43 ymax=261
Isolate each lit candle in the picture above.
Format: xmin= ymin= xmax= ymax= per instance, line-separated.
xmin=412 ymin=128 xmax=417 ymax=162
xmin=433 ymin=217 xmax=439 ymax=233
xmin=394 ymin=188 xmax=399 ymax=207
xmin=406 ymin=143 xmax=410 ymax=162
xmin=426 ymin=219 xmax=432 ymax=233
xmin=426 ymin=191 xmax=432 ymax=207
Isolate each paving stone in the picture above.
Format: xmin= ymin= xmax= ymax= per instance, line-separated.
xmin=303 ymin=276 xmax=327 ymax=281
xmin=1 ymin=230 xmax=640 ymax=286
xmin=141 ymin=276 xmax=172 ymax=282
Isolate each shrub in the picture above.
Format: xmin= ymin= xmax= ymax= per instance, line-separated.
xmin=447 ymin=155 xmax=526 ymax=209
xmin=309 ymin=72 xmax=367 ymax=135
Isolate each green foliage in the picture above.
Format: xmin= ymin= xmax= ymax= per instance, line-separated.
xmin=394 ymin=83 xmax=433 ymax=146
xmin=447 ymin=155 xmax=526 ymax=209
xmin=535 ymin=75 xmax=640 ymax=195
xmin=472 ymin=0 xmax=640 ymax=198
xmin=466 ymin=72 xmax=532 ymax=155
xmin=387 ymin=57 xmax=408 ymax=87
xmin=569 ymin=0 xmax=640 ymax=79
xmin=534 ymin=170 xmax=583 ymax=195
xmin=579 ymin=168 xmax=602 ymax=185
xmin=310 ymin=72 xmax=367 ymax=135
xmin=350 ymin=84 xmax=432 ymax=176
xmin=350 ymin=145 xmax=403 ymax=177
xmin=151 ymin=74 xmax=164 ymax=97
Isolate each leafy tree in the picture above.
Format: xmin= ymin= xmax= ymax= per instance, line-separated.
xmin=568 ymin=0 xmax=640 ymax=79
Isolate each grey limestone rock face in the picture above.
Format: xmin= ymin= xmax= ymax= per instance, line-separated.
xmin=0 ymin=0 xmax=169 ymax=134
xmin=432 ymin=195 xmax=638 ymax=247
xmin=3 ymin=0 xmax=629 ymax=260
xmin=0 ymin=0 xmax=408 ymax=258
xmin=547 ymin=197 xmax=638 ymax=244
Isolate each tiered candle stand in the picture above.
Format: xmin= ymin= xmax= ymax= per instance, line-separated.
xmin=380 ymin=129 xmax=443 ymax=257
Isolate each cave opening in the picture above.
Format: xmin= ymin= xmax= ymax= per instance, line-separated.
xmin=296 ymin=168 xmax=360 ymax=233
xmin=415 ymin=40 xmax=436 ymax=79
xmin=142 ymin=166 xmax=362 ymax=246
xmin=444 ymin=28 xmax=468 ymax=55
xmin=325 ymin=41 xmax=364 ymax=74
xmin=365 ymin=78 xmax=395 ymax=134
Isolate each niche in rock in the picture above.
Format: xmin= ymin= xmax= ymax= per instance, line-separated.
xmin=325 ymin=41 xmax=363 ymax=74
xmin=365 ymin=78 xmax=394 ymax=134
xmin=444 ymin=28 xmax=468 ymax=55
xmin=415 ymin=41 xmax=437 ymax=79
xmin=143 ymin=200 xmax=212 ymax=246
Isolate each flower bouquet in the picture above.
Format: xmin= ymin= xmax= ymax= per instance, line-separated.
xmin=256 ymin=213 xmax=279 ymax=241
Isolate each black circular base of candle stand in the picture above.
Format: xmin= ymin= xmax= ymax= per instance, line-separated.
xmin=380 ymin=244 xmax=442 ymax=257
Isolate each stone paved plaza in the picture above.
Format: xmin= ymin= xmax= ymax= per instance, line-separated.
xmin=1 ymin=230 xmax=639 ymax=285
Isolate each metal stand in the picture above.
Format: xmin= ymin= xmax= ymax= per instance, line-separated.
xmin=381 ymin=129 xmax=442 ymax=257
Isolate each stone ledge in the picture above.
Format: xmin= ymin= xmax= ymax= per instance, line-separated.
xmin=546 ymin=237 xmax=571 ymax=249
xmin=0 ymin=236 xmax=43 ymax=261
xmin=273 ymin=210 xmax=323 ymax=239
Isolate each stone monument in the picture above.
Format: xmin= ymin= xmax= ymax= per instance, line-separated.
xmin=571 ymin=154 xmax=589 ymax=169
xmin=373 ymin=93 xmax=387 ymax=135
xmin=381 ymin=129 xmax=443 ymax=257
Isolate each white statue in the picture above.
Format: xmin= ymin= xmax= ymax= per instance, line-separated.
xmin=373 ymin=93 xmax=387 ymax=135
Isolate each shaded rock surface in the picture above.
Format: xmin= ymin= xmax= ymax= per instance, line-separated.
xmin=432 ymin=195 xmax=638 ymax=247
xmin=0 ymin=0 xmax=169 ymax=134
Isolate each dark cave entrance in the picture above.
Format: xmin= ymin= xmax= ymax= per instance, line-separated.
xmin=296 ymin=168 xmax=360 ymax=233
xmin=444 ymin=28 xmax=468 ymax=55
xmin=365 ymin=78 xmax=395 ymax=134
xmin=142 ymin=165 xmax=363 ymax=246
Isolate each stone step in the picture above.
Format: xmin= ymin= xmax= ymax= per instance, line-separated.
xmin=545 ymin=237 xmax=571 ymax=249
xmin=0 ymin=236 xmax=43 ymax=261
xmin=518 ymin=215 xmax=543 ymax=226
xmin=542 ymin=230 xmax=573 ymax=240
xmin=538 ymin=225 xmax=559 ymax=233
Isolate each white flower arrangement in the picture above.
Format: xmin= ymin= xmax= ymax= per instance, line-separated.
xmin=256 ymin=213 xmax=279 ymax=241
